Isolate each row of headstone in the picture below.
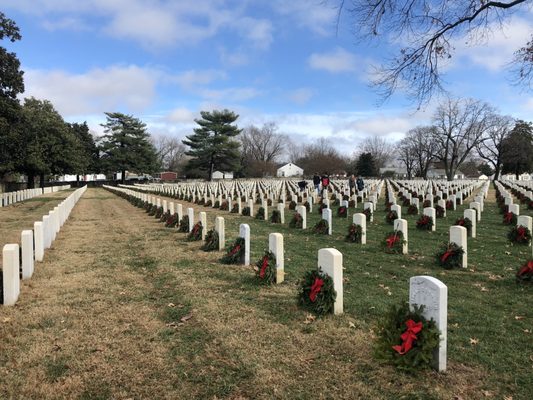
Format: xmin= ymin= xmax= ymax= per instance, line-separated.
xmin=1 ymin=185 xmax=71 ymax=207
xmin=2 ymin=185 xmax=87 ymax=306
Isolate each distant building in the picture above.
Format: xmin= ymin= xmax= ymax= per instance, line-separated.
xmin=277 ymin=163 xmax=303 ymax=177
xmin=426 ymin=169 xmax=465 ymax=180
xmin=57 ymin=174 xmax=107 ymax=182
xmin=478 ymin=174 xmax=489 ymax=180
xmin=212 ymin=171 xmax=233 ymax=179
xmin=379 ymin=167 xmax=408 ymax=178
xmin=159 ymin=172 xmax=177 ymax=181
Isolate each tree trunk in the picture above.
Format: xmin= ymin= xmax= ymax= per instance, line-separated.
xmin=76 ymin=174 xmax=80 ymax=187
xmin=121 ymin=169 xmax=126 ymax=184
xmin=40 ymin=173 xmax=45 ymax=189
xmin=27 ymin=173 xmax=35 ymax=189
xmin=494 ymin=164 xmax=501 ymax=180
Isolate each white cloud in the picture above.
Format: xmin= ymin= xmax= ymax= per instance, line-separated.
xmin=22 ymin=65 xmax=158 ymax=116
xmin=272 ymin=0 xmax=337 ymax=36
xmin=165 ymin=107 xmax=196 ymax=123
xmin=308 ymin=47 xmax=359 ymax=73
xmin=170 ymin=69 xmax=227 ymax=89
xmin=198 ymin=87 xmax=262 ymax=102
xmin=218 ymin=47 xmax=250 ymax=67
xmin=287 ymin=88 xmax=314 ymax=105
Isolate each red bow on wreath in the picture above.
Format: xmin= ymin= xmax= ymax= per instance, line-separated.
xmin=517 ymin=261 xmax=533 ymax=277
xmin=457 ymin=219 xmax=464 ymax=226
xmin=441 ymin=250 xmax=453 ymax=263
xmin=259 ymin=256 xmax=269 ymax=279
xmin=504 ymin=212 xmax=514 ymax=223
xmin=392 ymin=319 xmax=423 ymax=355
xmin=229 ymin=245 xmax=241 ymax=256
xmin=309 ymin=277 xmax=324 ymax=302
xmin=517 ymin=227 xmax=527 ymax=241
xmin=386 ymin=234 xmax=399 ymax=248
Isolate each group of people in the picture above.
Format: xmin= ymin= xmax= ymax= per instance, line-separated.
xmin=308 ymin=173 xmax=364 ymax=194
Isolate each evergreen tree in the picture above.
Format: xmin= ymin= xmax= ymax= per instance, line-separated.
xmin=183 ymin=109 xmax=241 ymax=181
xmin=99 ymin=112 xmax=159 ymax=183
xmin=67 ymin=122 xmax=100 ymax=182
xmin=501 ymin=120 xmax=533 ymax=179
xmin=356 ymin=152 xmax=378 ymax=177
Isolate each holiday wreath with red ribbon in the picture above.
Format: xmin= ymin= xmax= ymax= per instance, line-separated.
xmin=200 ymin=229 xmax=219 ymax=252
xmin=297 ymin=268 xmax=336 ymax=316
xmin=436 ymin=242 xmax=465 ymax=269
xmin=416 ymin=215 xmax=433 ymax=230
xmin=289 ymin=212 xmax=303 ymax=228
xmin=178 ymin=215 xmax=190 ymax=232
xmin=363 ymin=207 xmax=372 ymax=222
xmin=345 ymin=223 xmax=363 ymax=243
xmin=312 ymin=218 xmax=329 ymax=234
xmin=435 ymin=205 xmax=445 ymax=218
xmin=270 ymin=210 xmax=282 ymax=223
xmin=407 ymin=204 xmax=418 ymax=215
xmin=455 ymin=217 xmax=472 ymax=234
xmin=508 ymin=225 xmax=532 ymax=245
xmin=374 ymin=303 xmax=440 ymax=372
xmin=220 ymin=237 xmax=245 ymax=264
xmin=503 ymin=211 xmax=517 ymax=225
xmin=254 ymin=251 xmax=277 ymax=284
xmin=516 ymin=260 xmax=533 ymax=283
xmin=385 ymin=210 xmax=398 ymax=225
xmin=383 ymin=231 xmax=405 ymax=254
xmin=165 ymin=213 xmax=179 ymax=228
xmin=186 ymin=221 xmax=203 ymax=241
xmin=337 ymin=205 xmax=348 ymax=218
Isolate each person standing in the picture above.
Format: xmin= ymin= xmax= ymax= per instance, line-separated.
xmin=348 ymin=174 xmax=356 ymax=193
xmin=321 ymin=172 xmax=330 ymax=193
xmin=356 ymin=175 xmax=365 ymax=191
xmin=313 ymin=173 xmax=321 ymax=194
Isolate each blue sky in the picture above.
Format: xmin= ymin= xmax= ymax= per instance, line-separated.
xmin=3 ymin=0 xmax=533 ymax=157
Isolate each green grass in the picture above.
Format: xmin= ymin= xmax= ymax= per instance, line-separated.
xmin=114 ymin=187 xmax=533 ymax=399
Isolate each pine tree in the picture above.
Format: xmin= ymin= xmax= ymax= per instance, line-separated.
xmin=99 ymin=112 xmax=159 ymax=183
xmin=183 ymin=109 xmax=241 ymax=180
xmin=356 ymin=152 xmax=378 ymax=177
xmin=501 ymin=120 xmax=533 ymax=179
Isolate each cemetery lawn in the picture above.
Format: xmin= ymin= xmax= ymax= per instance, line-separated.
xmin=1 ymin=187 xmax=531 ymax=399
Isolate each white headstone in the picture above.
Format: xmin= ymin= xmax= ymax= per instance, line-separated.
xmin=239 ymin=224 xmax=251 ymax=266
xmin=322 ymin=208 xmax=332 ymax=235
xmin=352 ymin=213 xmax=367 ymax=244
xmin=423 ymin=207 xmax=436 ymax=232
xmin=463 ymin=209 xmax=476 ymax=238
xmin=508 ymin=203 xmax=519 ymax=216
xmin=247 ymin=199 xmax=254 ymax=217
xmin=393 ymin=219 xmax=408 ymax=254
xmin=199 ymin=212 xmax=207 ymax=240
xmin=318 ymin=248 xmax=343 ymax=315
xmin=391 ymin=204 xmax=402 ymax=220
xmin=363 ymin=201 xmax=373 ymax=222
xmin=34 ymin=221 xmax=44 ymax=262
xmin=449 ymin=226 xmax=467 ymax=268
xmin=470 ymin=202 xmax=481 ymax=222
xmin=269 ymin=233 xmax=284 ymax=283
xmin=215 ymin=216 xmax=225 ymax=251
xmin=2 ymin=244 xmax=20 ymax=306
xmin=517 ymin=215 xmax=532 ymax=250
xmin=277 ymin=203 xmax=285 ymax=224
xmin=21 ymin=230 xmax=34 ymax=279
xmin=187 ymin=208 xmax=194 ymax=232
xmin=296 ymin=205 xmax=307 ymax=229
xmin=409 ymin=276 xmax=447 ymax=372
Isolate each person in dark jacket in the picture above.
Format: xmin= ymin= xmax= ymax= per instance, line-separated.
xmin=356 ymin=176 xmax=364 ymax=191
xmin=313 ymin=173 xmax=321 ymax=193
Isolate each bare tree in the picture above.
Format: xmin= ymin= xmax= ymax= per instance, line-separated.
xmin=476 ymin=114 xmax=515 ymax=180
xmin=334 ymin=0 xmax=531 ymax=105
xmin=404 ymin=126 xmax=437 ymax=179
xmin=357 ymin=136 xmax=394 ymax=171
xmin=153 ymin=135 xmax=187 ymax=172
xmin=398 ymin=137 xmax=416 ymax=179
xmin=431 ymin=97 xmax=494 ymax=181
xmin=296 ymin=138 xmax=349 ymax=175
xmin=240 ymin=122 xmax=288 ymax=177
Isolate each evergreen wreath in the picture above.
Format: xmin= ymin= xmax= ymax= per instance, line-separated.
xmin=345 ymin=223 xmax=363 ymax=243
xmin=436 ymin=242 xmax=465 ymax=269
xmin=435 ymin=205 xmax=445 ymax=218
xmin=230 ymin=204 xmax=239 ymax=213
xmin=270 ymin=210 xmax=282 ymax=223
xmin=159 ymin=210 xmax=170 ymax=223
xmin=385 ymin=210 xmax=398 ymax=225
xmin=445 ymin=200 xmax=454 ymax=210
xmin=154 ymin=206 xmax=164 ymax=219
xmin=304 ymin=201 xmax=311 ymax=212
xmin=147 ymin=204 xmax=158 ymax=216
xmin=255 ymin=207 xmax=265 ymax=220
xmin=363 ymin=207 xmax=372 ymax=222
xmin=187 ymin=221 xmax=203 ymax=241
xmin=348 ymin=200 xmax=356 ymax=208
xmin=402 ymin=198 xmax=411 ymax=207
xmin=337 ymin=206 xmax=348 ymax=218
xmin=214 ymin=200 xmax=220 ymax=208
xmin=384 ymin=202 xmax=392 ymax=211
xmin=319 ymin=203 xmax=328 ymax=213
xmin=455 ymin=217 xmax=472 ymax=234
xmin=422 ymin=200 xmax=431 ymax=208
xmin=289 ymin=200 xmax=297 ymax=210
xmin=289 ymin=212 xmax=303 ymax=228
xmin=254 ymin=251 xmax=277 ymax=284
xmin=312 ymin=219 xmax=329 ymax=234
xmin=503 ymin=211 xmax=517 ymax=225
xmin=374 ymin=303 xmax=440 ymax=373
xmin=205 ymin=200 xmax=212 ymax=207
xmin=332 ymin=198 xmax=340 ymax=206
xmin=144 ymin=202 xmax=152 ymax=212
xmin=178 ymin=215 xmax=190 ymax=232
xmin=407 ymin=204 xmax=418 ymax=215
xmin=508 ymin=225 xmax=532 ymax=245
xmin=220 ymin=237 xmax=245 ymax=264
xmin=197 ymin=198 xmax=205 ymax=206
xmin=383 ymin=230 xmax=405 ymax=254
xmin=242 ymin=206 xmax=251 ymax=216
xmin=297 ymin=268 xmax=336 ymax=316
xmin=201 ymin=229 xmax=219 ymax=252
xmin=165 ymin=213 xmax=179 ymax=228
xmin=529 ymin=200 xmax=533 ymax=210
xmin=220 ymin=201 xmax=229 ymax=211
xmin=416 ymin=215 xmax=433 ymax=230
xmin=516 ymin=260 xmax=533 ymax=283
xmin=267 ymin=199 xmax=273 ymax=206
